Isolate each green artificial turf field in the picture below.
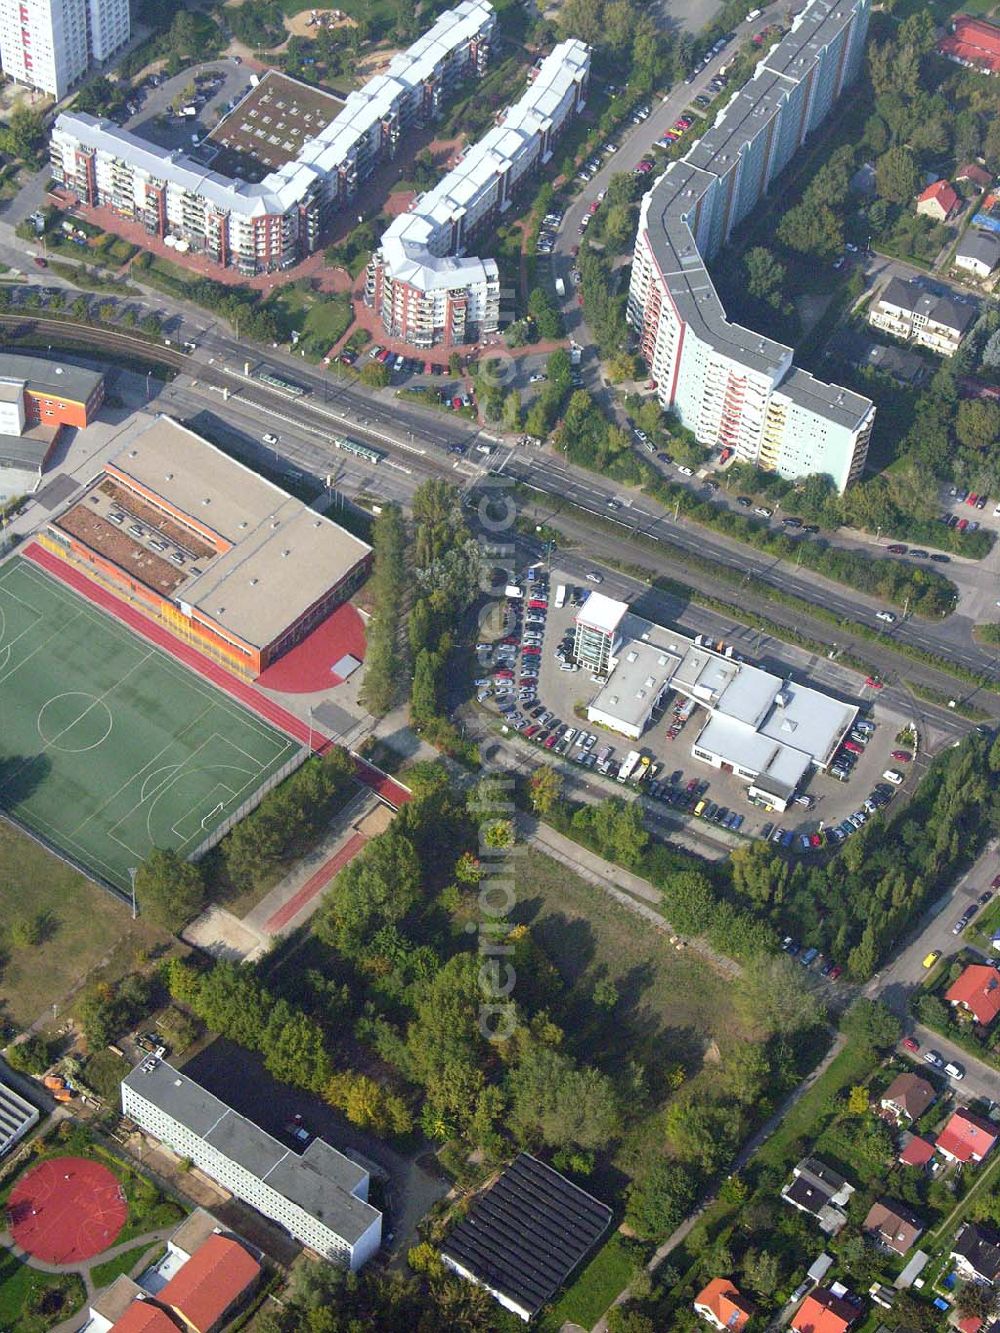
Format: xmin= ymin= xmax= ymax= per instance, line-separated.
xmin=0 ymin=558 xmax=300 ymax=890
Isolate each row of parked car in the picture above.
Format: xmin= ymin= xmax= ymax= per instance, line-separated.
xmin=367 ymin=345 xmax=450 ymax=377
xmin=537 ymin=209 xmax=563 ymax=254
xmin=829 ymin=716 xmax=877 ymax=783
xmin=781 ymin=938 xmax=843 ymax=980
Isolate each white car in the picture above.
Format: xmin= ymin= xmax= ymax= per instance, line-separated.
xmin=677 ymin=465 xmax=694 ymax=477
xmin=262 ymin=433 xmax=279 ymax=445
xmin=875 ymin=611 xmax=897 ymax=624
xmin=559 ymin=663 xmax=580 ymax=672
xmin=586 ymin=571 xmax=603 ymax=583
xmin=529 ymin=372 xmax=547 ymax=383
xmin=882 ymin=769 xmax=904 ymax=786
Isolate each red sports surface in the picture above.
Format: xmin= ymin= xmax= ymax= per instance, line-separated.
xmin=8 ymin=1157 xmax=127 ymax=1263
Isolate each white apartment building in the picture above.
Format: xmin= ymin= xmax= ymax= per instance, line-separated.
xmin=0 ymin=0 xmax=128 ymax=98
xmin=869 ymin=276 xmax=978 ymax=355
xmin=627 ymin=0 xmax=874 ymax=493
xmin=49 ymin=0 xmax=494 ymax=274
xmin=367 ymin=38 xmax=590 ymax=347
xmin=122 ymin=1057 xmax=382 ymax=1269
xmin=0 ymin=1078 xmax=40 ymax=1155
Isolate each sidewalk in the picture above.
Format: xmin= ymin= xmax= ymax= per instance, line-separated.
xmin=243 ymin=787 xmax=386 ymax=938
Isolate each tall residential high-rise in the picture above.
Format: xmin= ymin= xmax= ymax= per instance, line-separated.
xmin=0 ymin=0 xmax=128 ymax=98
xmin=627 ymin=0 xmax=874 ymax=492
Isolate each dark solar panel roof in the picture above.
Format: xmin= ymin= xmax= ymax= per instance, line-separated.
xmin=441 ymin=1153 xmax=612 ymax=1317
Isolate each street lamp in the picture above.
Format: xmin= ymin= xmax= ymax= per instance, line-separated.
xmin=128 ymin=866 xmax=138 ymax=920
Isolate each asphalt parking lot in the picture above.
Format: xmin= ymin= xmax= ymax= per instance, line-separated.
xmin=479 ymin=566 xmax=916 ymax=849
xmin=126 ymin=60 xmax=252 ymax=156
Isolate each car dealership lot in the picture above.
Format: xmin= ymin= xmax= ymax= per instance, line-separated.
xmin=478 ymin=568 xmax=914 ymax=850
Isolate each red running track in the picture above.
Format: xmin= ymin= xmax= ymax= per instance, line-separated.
xmin=264 ymin=830 xmax=367 ymax=933
xmin=8 ymin=1157 xmax=126 ymax=1264
xmin=23 ymin=544 xmax=410 ymax=809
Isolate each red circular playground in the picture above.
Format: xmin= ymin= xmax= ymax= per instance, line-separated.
xmin=7 ymin=1157 xmax=127 ymax=1264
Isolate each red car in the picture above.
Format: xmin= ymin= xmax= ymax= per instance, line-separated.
xmin=842 ymin=740 xmax=863 ymax=755
xmin=828 ymin=965 xmax=842 ymax=981
xmin=528 ymin=599 xmax=548 ymax=610
xmin=967 ymin=492 xmax=979 ymax=506
xmin=33 ymin=255 xmax=48 ymax=268
xmin=865 ymin=676 xmax=884 ymax=690
xmin=544 ymin=734 xmax=558 ymax=748
xmin=890 ymin=750 xmax=912 ymax=762
xmin=958 ymin=517 xmax=968 ymax=532
xmin=992 ymin=873 xmax=1000 ymax=889
xmin=494 ymin=669 xmax=514 ymax=679
xmin=809 ymin=833 xmax=822 ymax=848
xmin=719 ymin=446 xmax=733 ymax=464
xmin=902 ymin=1036 xmax=919 ymax=1053
xmin=589 ymin=201 xmax=600 ymax=214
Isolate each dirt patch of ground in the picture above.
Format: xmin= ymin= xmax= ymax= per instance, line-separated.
xmin=383 ymin=188 xmax=416 ymax=215
xmin=285 ymin=8 xmax=357 ymax=38
xmin=355 ymin=45 xmax=403 ymax=77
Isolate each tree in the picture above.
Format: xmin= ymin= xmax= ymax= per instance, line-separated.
xmin=625 ymin=1153 xmax=699 ymax=1239
xmin=4 ymin=1034 xmax=50 ymax=1074
xmin=360 ymin=360 xmax=390 ymax=389
xmin=957 ymin=1282 xmax=998 ymax=1320
xmin=742 ymin=1248 xmax=780 ymax=1297
xmin=744 ymin=247 xmax=786 ymax=309
xmin=982 ymin=329 xmax=1000 ymax=370
xmin=592 ymin=976 xmax=619 ymax=1010
xmin=135 ymin=848 xmax=205 ymax=930
xmin=956 ymin=397 xmax=1000 ymax=450
xmin=607 ymin=351 xmax=639 ymax=383
xmin=528 ymin=765 xmax=563 ymax=816
xmin=410 ymin=648 xmax=440 ymax=724
xmin=848 ymin=1084 xmax=870 ymax=1114
xmin=876 ymin=146 xmax=919 ymax=204
xmin=508 ymin=1045 xmax=621 ymax=1151
xmin=841 ymin=998 xmax=901 ymax=1052
xmin=739 ymin=955 xmax=825 ymax=1036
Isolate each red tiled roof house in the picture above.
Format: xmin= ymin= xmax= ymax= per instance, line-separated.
xmin=694 ymin=1277 xmax=753 ymax=1331
xmin=946 ymin=964 xmax=1000 ymax=1026
xmin=791 ymin=1287 xmax=860 ymax=1333
xmin=158 ymin=1235 xmax=261 ymax=1333
xmin=937 ymin=1109 xmax=999 ymax=1165
xmin=939 ymin=15 xmax=1000 ymax=76
xmin=916 ymin=180 xmax=961 ymax=222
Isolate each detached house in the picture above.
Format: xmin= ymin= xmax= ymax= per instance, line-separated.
xmin=952 ymin=1222 xmax=1000 ymax=1285
xmin=957 ymin=163 xmax=993 ymax=191
xmin=955 ymin=231 xmax=1000 ymax=278
xmin=862 ymin=1199 xmax=923 ymax=1255
xmin=781 ymin=1158 xmax=855 ymax=1235
xmin=946 ymin=964 xmax=1000 ymax=1026
xmin=869 ymin=276 xmax=977 ymax=356
xmin=916 ymin=179 xmax=961 ymax=222
xmin=936 ymin=1109 xmax=999 ymax=1165
xmin=880 ymin=1073 xmax=935 ymax=1123
xmin=791 ymin=1286 xmax=861 ymax=1333
xmin=693 ymin=1277 xmax=754 ymax=1332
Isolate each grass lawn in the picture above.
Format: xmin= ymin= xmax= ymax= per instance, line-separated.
xmin=516 ymin=848 xmax=758 ymax=1079
xmin=265 ymin=287 xmax=352 ymax=357
xmin=0 ymin=820 xmax=165 ymax=1032
xmin=541 ymin=1234 xmax=634 ymax=1332
xmin=754 ymin=1035 xmax=873 ymax=1172
xmin=90 ymin=1241 xmax=165 ymax=1290
xmin=0 ymin=1250 xmax=85 ymax=1333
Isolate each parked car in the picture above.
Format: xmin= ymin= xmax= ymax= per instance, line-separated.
xmin=922 ymin=950 xmax=941 ymax=969
xmin=902 ymin=1036 xmax=919 ymax=1053
xmin=882 ymin=769 xmax=904 ymax=786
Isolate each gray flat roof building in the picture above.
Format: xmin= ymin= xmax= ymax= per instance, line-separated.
xmin=122 ymin=1058 xmax=381 ymax=1269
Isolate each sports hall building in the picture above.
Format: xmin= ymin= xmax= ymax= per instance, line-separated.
xmin=41 ymin=415 xmax=371 ymax=677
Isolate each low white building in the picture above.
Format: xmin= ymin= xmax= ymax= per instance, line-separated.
xmin=580 ymin=595 xmax=856 ymax=811
xmin=954 ymin=230 xmax=1000 ymax=279
xmin=121 ymin=1057 xmax=381 ymax=1269
xmin=869 ymin=277 xmax=977 ymax=356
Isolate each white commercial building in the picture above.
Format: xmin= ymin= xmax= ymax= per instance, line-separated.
xmin=367 ymin=38 xmax=590 ymax=347
xmin=122 ymin=1057 xmax=382 ymax=1269
xmin=578 ymin=593 xmax=856 ymax=811
xmin=0 ymin=0 xmax=128 ymax=98
xmin=627 ymin=0 xmax=874 ymax=493
xmin=49 ymin=0 xmax=493 ymax=274
xmin=0 ymin=1077 xmax=40 ymax=1156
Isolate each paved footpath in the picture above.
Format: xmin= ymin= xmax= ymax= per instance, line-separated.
xmin=243 ymin=788 xmax=381 ymax=938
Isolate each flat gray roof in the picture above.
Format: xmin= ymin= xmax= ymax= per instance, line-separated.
xmin=0 ymin=430 xmax=51 ymax=471
xmin=589 ymin=637 xmax=681 ymax=730
xmin=109 ymin=417 xmax=370 ymax=649
xmin=636 ymin=0 xmax=873 ymax=428
xmin=123 ymin=1059 xmax=379 ymax=1245
xmin=0 ymin=354 xmax=103 ymax=404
